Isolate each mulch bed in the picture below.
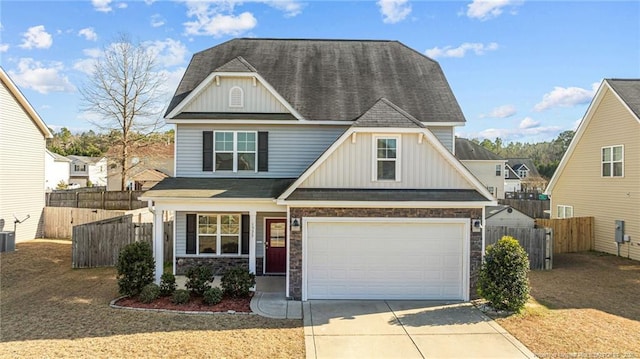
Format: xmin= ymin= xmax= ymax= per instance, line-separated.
xmin=115 ymin=293 xmax=253 ymax=313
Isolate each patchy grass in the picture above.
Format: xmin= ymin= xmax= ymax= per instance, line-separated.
xmin=494 ymin=252 xmax=640 ymax=358
xmin=0 ymin=240 xmax=304 ymax=358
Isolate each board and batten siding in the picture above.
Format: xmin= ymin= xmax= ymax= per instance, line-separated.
xmin=183 ymin=77 xmax=289 ymax=114
xmin=300 ymin=132 xmax=474 ymax=189
xmin=176 ymin=124 xmax=346 ymax=177
xmin=551 ymin=87 xmax=640 ymax=260
xmin=427 ymin=126 xmax=454 ymax=153
xmin=0 ymin=81 xmax=46 ymax=241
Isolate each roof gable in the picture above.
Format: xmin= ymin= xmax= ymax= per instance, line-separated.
xmin=455 ymin=138 xmax=503 ymax=161
xmin=353 ymin=98 xmax=424 ymax=128
xmin=214 ymin=56 xmax=257 ymax=72
xmin=607 ymin=79 xmax=640 ymax=121
xmin=0 ymin=67 xmax=52 ymax=139
xmin=507 ymin=159 xmax=539 ymax=177
xmin=166 ymin=39 xmax=465 ymax=123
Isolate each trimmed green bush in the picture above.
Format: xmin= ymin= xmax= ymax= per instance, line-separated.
xmin=116 ymin=241 xmax=155 ymax=297
xmin=478 ymin=236 xmax=530 ymax=312
xmin=185 ymin=265 xmax=213 ymax=296
xmin=221 ymin=267 xmax=256 ymax=298
xmin=203 ymin=287 xmax=224 ymax=305
xmin=139 ymin=283 xmax=160 ymax=304
xmin=171 ymin=289 xmax=190 ymax=304
xmin=160 ymin=273 xmax=177 ymax=297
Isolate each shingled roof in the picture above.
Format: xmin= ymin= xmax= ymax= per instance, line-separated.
xmin=166 ymin=39 xmax=465 ymax=123
xmin=454 ymin=138 xmax=503 ymax=161
xmin=606 ymin=79 xmax=640 ymax=120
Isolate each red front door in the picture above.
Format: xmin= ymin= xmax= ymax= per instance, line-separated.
xmin=265 ymin=219 xmax=286 ymax=273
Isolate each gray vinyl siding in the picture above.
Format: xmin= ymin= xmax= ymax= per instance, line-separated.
xmin=175 ymin=211 xmax=186 ymax=255
xmin=427 ymin=126 xmax=454 ymax=152
xmin=183 ymin=77 xmax=289 ymax=114
xmin=176 ymin=124 xmax=346 ymax=177
xmin=0 ymin=81 xmax=46 ymax=241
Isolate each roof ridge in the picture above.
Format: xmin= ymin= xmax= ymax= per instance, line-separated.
xmin=237 ymin=38 xmax=398 ymax=43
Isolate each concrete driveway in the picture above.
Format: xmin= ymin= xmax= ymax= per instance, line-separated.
xmin=303 ymin=300 xmax=536 ymax=359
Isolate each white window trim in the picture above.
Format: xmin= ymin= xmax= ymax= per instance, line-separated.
xmin=372 ymin=134 xmax=401 ymax=182
xmin=601 ymin=145 xmax=624 ymax=178
xmin=229 ymin=86 xmax=244 ymax=108
xmin=213 ymin=131 xmax=258 ymax=173
xmin=557 ymin=205 xmax=574 ymax=219
xmin=495 ymin=164 xmax=502 ymax=176
xmin=196 ymin=213 xmax=242 ymax=256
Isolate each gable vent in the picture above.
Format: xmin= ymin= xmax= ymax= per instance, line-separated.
xmin=229 ymin=86 xmax=244 ymax=108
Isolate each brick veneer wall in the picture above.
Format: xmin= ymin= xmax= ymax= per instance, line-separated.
xmin=288 ymin=207 xmax=483 ymax=300
xmin=176 ymin=257 xmax=249 ymax=276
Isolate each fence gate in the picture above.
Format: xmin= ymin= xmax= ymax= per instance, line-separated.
xmin=485 ymin=226 xmax=553 ymax=270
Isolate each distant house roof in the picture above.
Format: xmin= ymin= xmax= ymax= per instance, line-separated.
xmin=67 ymin=155 xmax=105 ymax=165
xmin=485 ymin=205 xmax=532 ymax=219
xmin=606 ymin=79 xmax=640 ymax=120
xmin=454 ymin=138 xmax=503 ymax=161
xmin=506 ymin=158 xmax=541 ymax=178
xmin=0 ymin=67 xmax=52 ymax=139
xmin=504 ymin=165 xmax=520 ymax=180
xmin=131 ymin=169 xmax=169 ymax=182
xmin=142 ymin=177 xmax=296 ymax=199
xmin=167 ymin=38 xmax=465 ymax=123
xmin=46 ymin=149 xmax=71 ymax=162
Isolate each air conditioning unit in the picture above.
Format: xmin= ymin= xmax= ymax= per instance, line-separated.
xmin=0 ymin=231 xmax=16 ymax=252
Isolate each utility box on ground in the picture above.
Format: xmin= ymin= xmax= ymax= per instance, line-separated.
xmin=0 ymin=231 xmax=16 ymax=252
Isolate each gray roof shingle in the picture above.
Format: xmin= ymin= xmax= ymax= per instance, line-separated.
xmin=455 ymin=138 xmax=503 ymax=161
xmin=353 ymin=98 xmax=424 ymax=128
xmin=506 ymin=158 xmax=541 ymax=178
xmin=286 ymin=188 xmax=488 ymax=202
xmin=606 ymin=79 xmax=640 ymax=120
xmin=167 ymin=39 xmax=465 ymax=123
xmin=143 ymin=177 xmax=296 ymax=199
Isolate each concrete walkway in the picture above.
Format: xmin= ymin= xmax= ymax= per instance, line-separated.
xmin=304 ymin=300 xmax=536 ymax=359
xmin=250 ymin=276 xmax=302 ymax=319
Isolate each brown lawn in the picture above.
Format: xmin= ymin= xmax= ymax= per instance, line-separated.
xmin=495 ymin=252 xmax=640 ymax=358
xmin=0 ymin=240 xmax=304 ymax=358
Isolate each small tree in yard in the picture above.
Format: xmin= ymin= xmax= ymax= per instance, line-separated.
xmin=116 ymin=241 xmax=155 ymax=297
xmin=478 ymin=236 xmax=530 ymax=312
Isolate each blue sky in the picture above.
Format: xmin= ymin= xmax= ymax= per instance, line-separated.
xmin=1 ymin=0 xmax=638 ymax=143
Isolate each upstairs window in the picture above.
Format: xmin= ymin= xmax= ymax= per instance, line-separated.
xmin=229 ymin=86 xmax=244 ymax=108
xmin=74 ymin=164 xmax=86 ymax=172
xmin=374 ymin=136 xmax=400 ymax=181
xmin=495 ymin=164 xmax=502 ymax=176
xmin=602 ymin=145 xmax=623 ymax=177
xmin=518 ymin=168 xmax=528 ymax=178
xmin=214 ymin=131 xmax=256 ymax=172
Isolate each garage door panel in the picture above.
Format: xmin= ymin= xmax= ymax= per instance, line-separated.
xmin=306 ymin=220 xmax=466 ymax=300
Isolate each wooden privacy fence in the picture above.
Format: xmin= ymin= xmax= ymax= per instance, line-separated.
xmin=498 ymin=199 xmax=550 ymax=219
xmin=46 ymin=190 xmax=147 ymax=210
xmin=486 ymin=226 xmax=553 ymax=270
xmin=72 ymin=214 xmax=173 ymax=268
xmin=536 ymin=217 xmax=594 ymax=254
xmin=42 ymin=207 xmax=126 ymax=238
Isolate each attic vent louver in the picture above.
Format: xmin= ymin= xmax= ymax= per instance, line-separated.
xmin=229 ymin=86 xmax=244 ymax=108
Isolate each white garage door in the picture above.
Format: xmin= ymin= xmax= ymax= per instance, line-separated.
xmin=305 ymin=219 xmax=468 ymax=300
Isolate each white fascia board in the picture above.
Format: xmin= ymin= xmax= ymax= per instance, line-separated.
xmin=279 ymin=200 xmax=496 ymax=208
xmin=146 ymin=198 xmax=284 ymax=212
xmin=166 ymin=119 xmax=351 ymax=126
xmin=546 ymin=79 xmax=608 ymax=194
xmin=422 ymin=122 xmax=466 ymax=127
xmin=166 ymin=71 xmax=306 ymax=121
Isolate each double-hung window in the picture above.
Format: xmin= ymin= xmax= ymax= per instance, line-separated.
xmin=197 ymin=214 xmax=241 ymax=255
xmin=495 ymin=164 xmax=502 ymax=176
xmin=557 ymin=205 xmax=573 ymax=219
xmin=214 ymin=131 xmax=257 ymax=172
xmin=602 ymin=145 xmax=623 ymax=177
xmin=374 ymin=136 xmax=400 ymax=181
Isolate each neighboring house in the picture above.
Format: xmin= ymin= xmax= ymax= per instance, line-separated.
xmin=505 ymin=158 xmax=546 ymax=192
xmin=455 ymin=138 xmax=506 ymax=199
xmin=0 ymin=67 xmax=53 ymax=241
xmin=546 ymin=79 xmax=640 ymax=261
xmin=504 ymin=165 xmax=522 ymax=192
xmin=67 ymin=155 xmax=107 ymax=187
xmin=45 ymin=149 xmax=71 ymax=191
xmin=485 ymin=205 xmax=534 ymax=228
xmin=130 ymin=169 xmax=169 ymax=190
xmin=107 ymin=145 xmax=174 ymax=191
xmin=140 ymin=39 xmax=496 ymax=301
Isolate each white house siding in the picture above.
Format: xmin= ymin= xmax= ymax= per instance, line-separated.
xmin=550 ymin=87 xmax=640 ymax=260
xmin=461 ymin=160 xmax=506 ymax=199
xmin=504 ymin=179 xmax=521 ymax=193
xmin=427 ymin=126 xmax=454 ymax=153
xmin=88 ymin=159 xmax=107 ymax=186
xmin=0 ymin=81 xmax=46 ymax=241
xmin=44 ymin=153 xmax=70 ymax=191
xmin=175 ymin=124 xmax=346 ymax=177
xmin=183 ymin=77 xmax=289 ymax=114
xmin=300 ymin=132 xmax=474 ymax=189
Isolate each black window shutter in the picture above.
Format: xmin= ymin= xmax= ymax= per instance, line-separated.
xmin=203 ymin=131 xmax=213 ymax=171
xmin=241 ymin=214 xmax=250 ymax=255
xmin=186 ymin=214 xmax=197 ymax=254
xmin=257 ymin=132 xmax=268 ymax=172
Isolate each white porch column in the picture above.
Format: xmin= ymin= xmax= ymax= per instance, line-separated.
xmin=153 ymin=208 xmax=164 ymax=284
xmin=249 ymin=210 xmax=257 ymax=274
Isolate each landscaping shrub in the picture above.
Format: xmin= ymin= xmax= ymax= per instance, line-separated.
xmin=160 ymin=273 xmax=177 ymax=297
xmin=185 ymin=265 xmax=213 ymax=296
xmin=478 ymin=236 xmax=530 ymax=312
xmin=203 ymin=287 xmax=224 ymax=305
xmin=221 ymin=266 xmax=256 ymax=298
xmin=171 ymin=289 xmax=190 ymax=304
xmin=139 ymin=283 xmax=160 ymax=304
xmin=116 ymin=241 xmax=155 ymax=297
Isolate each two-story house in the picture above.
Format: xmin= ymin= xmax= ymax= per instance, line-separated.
xmin=455 ymin=138 xmax=506 ymax=199
xmin=141 ymin=39 xmax=496 ymax=301
xmin=45 ymin=149 xmax=71 ymax=191
xmin=67 ymin=155 xmax=107 ymax=187
xmin=505 ymin=158 xmax=546 ymax=192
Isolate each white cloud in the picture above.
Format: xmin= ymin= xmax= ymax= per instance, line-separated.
xmin=519 ymin=117 xmax=540 ymax=129
xmin=73 ymin=58 xmax=97 ymax=75
xmin=263 ymin=0 xmax=303 ymax=17
xmin=425 ymin=42 xmax=498 ymax=59
xmin=184 ymin=6 xmax=257 ymax=37
xmin=377 ymin=0 xmax=412 ymax=24
xmin=116 ymin=2 xmax=127 ymax=9
xmin=0 ymin=43 xmax=9 ymax=53
xmin=145 ymin=38 xmax=189 ymax=67
xmin=144 ymin=0 xmax=157 ymax=4
xmin=480 ymin=104 xmax=516 ymax=118
xmin=78 ymin=27 xmax=98 ymax=41
xmin=9 ymin=58 xmax=76 ymax=94
xmin=151 ymin=14 xmax=165 ymax=27
xmin=19 ymin=25 xmax=53 ymax=49
xmin=466 ymin=0 xmax=523 ymax=21
xmin=92 ymin=0 xmax=112 ymax=12
xmin=83 ymin=47 xmax=102 ymax=58
xmin=533 ymin=83 xmax=598 ymax=112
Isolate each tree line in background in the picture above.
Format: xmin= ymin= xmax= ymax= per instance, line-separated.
xmin=47 ymin=128 xmax=174 ymax=157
